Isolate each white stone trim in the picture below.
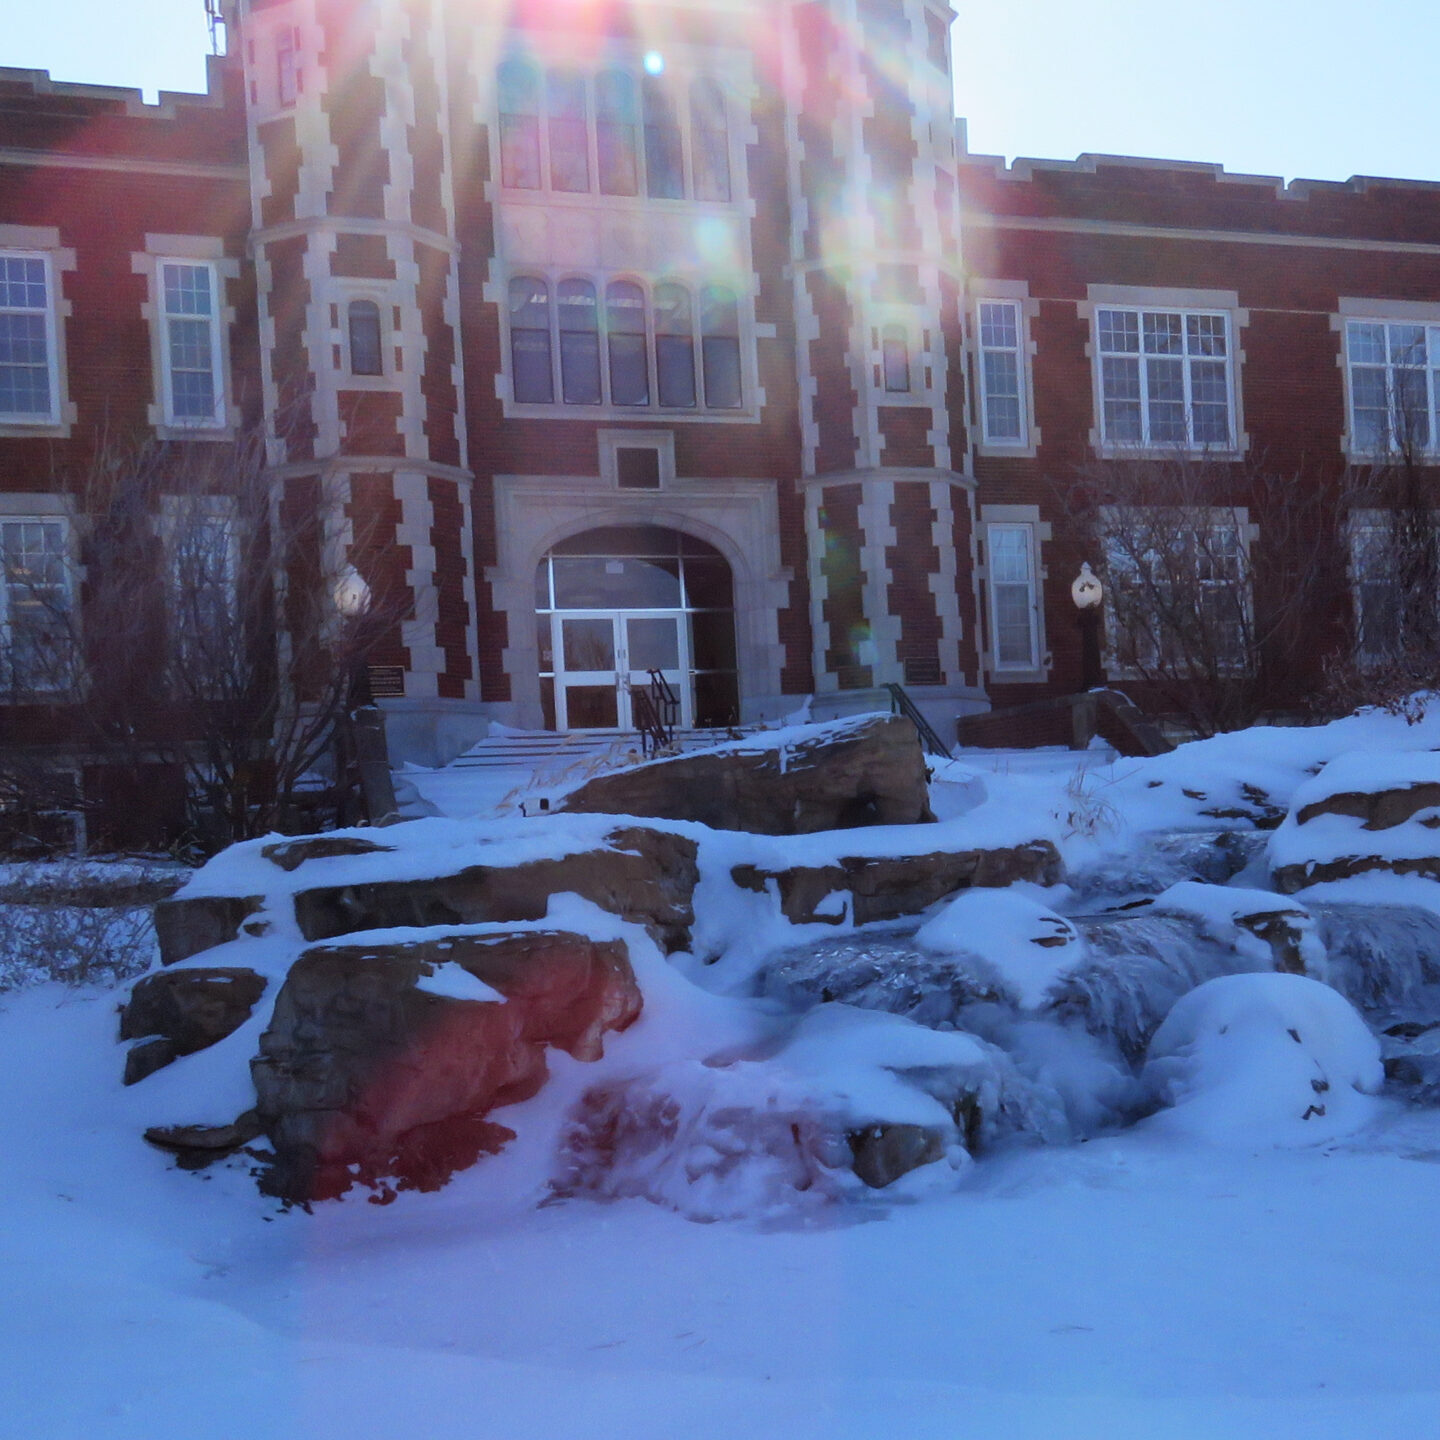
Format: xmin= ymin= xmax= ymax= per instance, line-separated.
xmin=486 ymin=475 xmax=791 ymax=726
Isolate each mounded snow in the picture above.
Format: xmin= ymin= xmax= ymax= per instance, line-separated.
xmin=11 ymin=704 xmax=1440 ymax=1434
xmin=1143 ymin=972 xmax=1384 ymax=1144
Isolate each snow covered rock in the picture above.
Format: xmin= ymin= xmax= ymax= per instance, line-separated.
xmin=290 ymin=823 xmax=699 ymax=954
xmin=554 ymin=1005 xmax=1006 ymax=1219
xmin=729 ymin=839 xmax=1062 ymax=927
xmin=251 ymin=928 xmax=642 ymax=1201
xmin=153 ymin=893 xmax=264 ymax=965
xmin=119 ymin=967 xmax=268 ymax=1085
xmin=1270 ymin=750 xmax=1440 ymax=892
xmin=1141 ymin=972 xmax=1384 ymax=1144
xmin=555 ymin=712 xmax=936 ymax=835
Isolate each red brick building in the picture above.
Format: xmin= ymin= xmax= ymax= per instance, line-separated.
xmin=3 ymin=0 xmax=1439 ymax=799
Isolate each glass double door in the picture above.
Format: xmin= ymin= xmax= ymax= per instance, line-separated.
xmin=551 ymin=609 xmax=691 ymax=731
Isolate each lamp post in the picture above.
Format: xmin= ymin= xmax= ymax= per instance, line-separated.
xmin=1071 ymin=562 xmax=1105 ymax=692
xmin=331 ymin=564 xmax=397 ymax=823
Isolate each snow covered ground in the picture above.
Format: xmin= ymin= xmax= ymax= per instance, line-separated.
xmin=6 ymin=713 xmax=1440 ymax=1438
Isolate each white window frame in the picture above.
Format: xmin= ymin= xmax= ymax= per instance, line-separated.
xmin=0 ymin=252 xmax=62 ymax=426
xmin=160 ymin=496 xmax=242 ymax=685
xmin=1342 ymin=316 xmax=1440 ymax=458
xmin=501 ymin=270 xmax=755 ymax=421
xmin=0 ymin=506 xmax=77 ymax=698
xmin=1094 ymin=305 xmax=1235 ymax=451
xmin=493 ymin=59 xmax=739 ymax=208
xmin=156 ymin=258 xmax=226 ymax=430
xmin=1102 ymin=506 xmax=1252 ymax=676
xmin=984 ymin=520 xmax=1042 ymax=672
xmin=975 ymin=297 xmax=1027 ymax=446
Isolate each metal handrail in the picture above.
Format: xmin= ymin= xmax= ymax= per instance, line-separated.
xmin=883 ymin=682 xmax=952 ymax=759
xmin=632 ymin=669 xmax=678 ymax=756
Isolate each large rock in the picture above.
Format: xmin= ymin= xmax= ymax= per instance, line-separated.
xmin=153 ymin=894 xmax=264 ymax=965
xmin=119 ymin=967 xmax=268 ymax=1085
xmin=291 ymin=824 xmax=697 ymax=953
xmin=730 ymin=839 xmax=1063 ymax=926
xmin=251 ymin=929 xmax=641 ymax=1201
xmin=1270 ymin=752 xmax=1440 ymax=893
xmin=556 ymin=713 xmax=935 ymax=834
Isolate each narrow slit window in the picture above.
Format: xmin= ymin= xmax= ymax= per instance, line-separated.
xmin=347 ymin=300 xmax=383 ymax=376
xmin=596 ymin=69 xmax=640 ymax=196
xmin=547 ymin=69 xmax=590 ymax=194
xmin=690 ymin=78 xmax=731 ymax=202
xmin=498 ymin=59 xmax=542 ymax=190
xmin=606 ymin=280 xmax=649 ymax=406
xmin=654 ymin=283 xmax=697 ymax=408
xmin=508 ymin=276 xmax=553 ymax=403
xmin=558 ymin=278 xmax=601 ymax=404
xmin=276 ymin=27 xmax=300 ymax=106
xmin=882 ymin=324 xmax=910 ymax=393
xmin=700 ymin=285 xmax=741 ymax=409
xmin=643 ymin=75 xmax=685 ymax=199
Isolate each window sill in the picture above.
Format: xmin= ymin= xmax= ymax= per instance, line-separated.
xmin=1094 ymin=442 xmax=1242 ymax=462
xmin=0 ymin=417 xmax=66 ymax=438
xmin=502 ymin=399 xmax=757 ymax=424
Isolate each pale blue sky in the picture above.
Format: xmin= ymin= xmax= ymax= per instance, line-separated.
xmin=6 ymin=0 xmax=1439 ymax=185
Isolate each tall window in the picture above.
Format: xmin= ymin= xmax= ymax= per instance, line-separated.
xmin=700 ymin=286 xmax=741 ymax=409
xmin=690 ymin=78 xmax=730 ymax=202
xmin=507 ymin=276 xmax=742 ymax=412
xmin=347 ymin=300 xmax=383 ymax=376
xmin=498 ymin=59 xmax=542 ymax=190
xmin=1346 ymin=320 xmax=1440 ymax=454
xmin=0 ymin=518 xmax=73 ymax=694
xmin=0 ymin=253 xmax=57 ymax=424
xmin=643 ymin=75 xmax=684 ymax=199
xmin=654 ymin=283 xmax=696 ymax=407
xmin=509 ymin=276 xmax=553 ymax=403
xmin=1097 ymin=307 xmax=1232 ymax=448
xmin=547 ymin=69 xmax=590 ymax=193
xmin=160 ymin=260 xmax=223 ymax=427
xmin=1104 ymin=509 xmax=1248 ymax=672
xmin=882 ymin=324 xmax=910 ymax=393
xmin=978 ymin=300 xmax=1024 ymax=443
xmin=606 ymin=281 xmax=649 ymax=406
xmin=167 ymin=506 xmax=239 ymax=677
xmin=558 ymin=279 xmax=601 ymax=404
xmin=596 ymin=70 xmax=640 ymax=196
xmin=987 ymin=523 xmax=1038 ymax=669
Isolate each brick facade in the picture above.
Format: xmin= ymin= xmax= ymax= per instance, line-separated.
xmin=4 ymin=0 xmax=1440 ymax=796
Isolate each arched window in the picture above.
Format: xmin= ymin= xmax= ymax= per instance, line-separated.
xmin=642 ymin=75 xmax=684 ymax=199
xmin=595 ymin=70 xmax=639 ymax=196
xmin=498 ymin=60 xmax=542 ymax=190
xmin=700 ymin=285 xmax=741 ymax=409
xmin=509 ymin=276 xmax=553 ymax=403
xmin=558 ymin=279 xmax=601 ymax=404
xmin=882 ymin=324 xmax=910 ymax=393
xmin=654 ymin=283 xmax=696 ymax=408
xmin=347 ymin=300 xmax=383 ymax=376
xmin=546 ymin=69 xmax=589 ymax=193
xmin=606 ymin=280 xmax=649 ymax=406
xmin=690 ymin=78 xmax=730 ymax=202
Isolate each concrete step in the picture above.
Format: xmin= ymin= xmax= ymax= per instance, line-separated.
xmin=446 ymin=727 xmax=743 ymax=770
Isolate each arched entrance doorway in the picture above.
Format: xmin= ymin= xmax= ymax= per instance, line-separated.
xmin=536 ymin=526 xmax=739 ymax=731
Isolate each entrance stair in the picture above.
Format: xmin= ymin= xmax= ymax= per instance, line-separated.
xmin=446 ymin=726 xmax=743 ymax=773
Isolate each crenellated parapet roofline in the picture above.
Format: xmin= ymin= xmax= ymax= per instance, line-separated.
xmin=955 ymin=136 xmax=1440 ymax=244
